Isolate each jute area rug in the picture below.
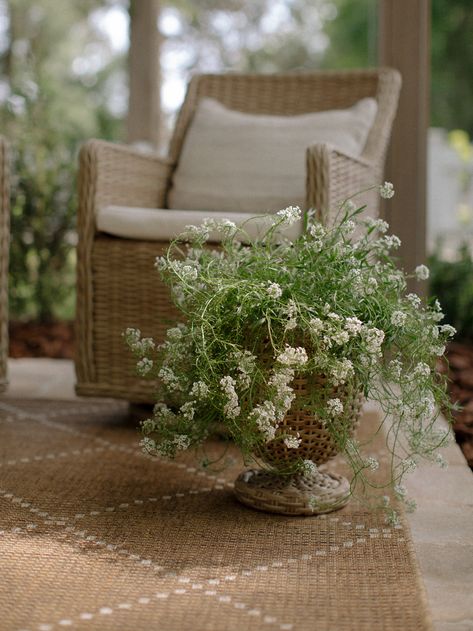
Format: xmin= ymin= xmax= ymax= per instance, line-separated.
xmin=0 ymin=398 xmax=431 ymax=631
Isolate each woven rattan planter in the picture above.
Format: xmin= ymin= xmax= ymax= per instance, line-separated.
xmin=234 ymin=373 xmax=363 ymax=516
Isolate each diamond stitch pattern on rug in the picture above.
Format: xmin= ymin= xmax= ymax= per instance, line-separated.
xmin=0 ymin=399 xmax=432 ymax=631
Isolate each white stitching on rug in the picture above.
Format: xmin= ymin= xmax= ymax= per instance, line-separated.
xmin=0 ymin=401 xmax=223 ymax=486
xmin=1 ymin=487 xmax=404 ymax=631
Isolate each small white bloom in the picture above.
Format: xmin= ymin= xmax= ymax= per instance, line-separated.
xmin=432 ymin=344 xmax=446 ymax=356
xmin=406 ymin=293 xmax=421 ymax=308
xmin=276 ymin=345 xmax=308 ymax=367
xmin=365 ymin=277 xmax=378 ymax=295
xmin=364 ymin=327 xmax=385 ymax=355
xmin=158 ymin=367 xmax=181 ymax=392
xmin=331 ymin=330 xmax=350 ymax=345
xmin=391 ymin=310 xmax=407 ymax=327
xmin=302 ymin=460 xmax=317 ymax=475
xmin=344 ymin=200 xmax=357 ymax=213
xmin=327 ymin=398 xmax=344 ymax=417
xmin=379 ymin=181 xmax=395 ymax=199
xmin=277 ymin=205 xmax=301 ymax=225
xmin=394 ymin=484 xmax=407 ymax=498
xmin=250 ymin=401 xmax=278 ymax=442
xmin=180 ymin=401 xmax=196 ymax=421
xmin=403 ymin=458 xmax=417 ymax=473
xmin=137 ymin=357 xmax=153 ymax=375
xmin=309 ymin=317 xmax=324 ymax=334
xmin=345 ymin=317 xmax=363 ymax=335
xmin=415 ymin=264 xmax=430 ymax=281
xmin=284 ymin=435 xmax=301 ymax=449
xmin=267 ymin=282 xmax=282 ymax=299
xmin=364 ymin=217 xmax=389 ymax=233
xmin=440 ymin=324 xmax=456 ymax=337
xmin=220 ymin=375 xmax=240 ymax=419
xmin=342 ymin=220 xmax=356 ymax=235
xmin=190 ymin=380 xmax=209 ymax=400
xmin=389 ymin=358 xmax=403 ymax=379
xmin=331 ymin=358 xmax=354 ymax=386
xmin=413 ymin=362 xmax=430 ymax=378
xmin=365 ymin=457 xmax=379 ymax=471
xmin=173 ymin=434 xmax=191 ymax=451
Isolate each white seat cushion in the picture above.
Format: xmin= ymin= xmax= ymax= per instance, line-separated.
xmin=167 ymin=97 xmax=378 ymax=214
xmin=96 ymin=206 xmax=303 ymax=242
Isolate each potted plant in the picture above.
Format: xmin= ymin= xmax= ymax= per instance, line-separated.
xmin=124 ymin=184 xmax=455 ymax=523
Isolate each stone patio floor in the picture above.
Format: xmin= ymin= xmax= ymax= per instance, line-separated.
xmin=3 ymin=358 xmax=473 ymax=631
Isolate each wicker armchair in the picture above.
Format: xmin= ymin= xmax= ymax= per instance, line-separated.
xmin=75 ymin=69 xmax=401 ymax=402
xmin=0 ymin=137 xmax=10 ymax=393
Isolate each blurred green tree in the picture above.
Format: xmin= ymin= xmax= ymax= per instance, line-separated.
xmin=0 ymin=0 xmax=126 ymax=321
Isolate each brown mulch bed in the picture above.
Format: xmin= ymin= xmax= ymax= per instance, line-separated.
xmin=7 ymin=321 xmax=473 ymax=467
xmin=445 ymin=341 xmax=473 ymax=469
xmin=9 ymin=321 xmax=74 ymax=359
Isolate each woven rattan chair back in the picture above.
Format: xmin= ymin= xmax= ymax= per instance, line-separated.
xmin=170 ymin=69 xmax=398 ymax=171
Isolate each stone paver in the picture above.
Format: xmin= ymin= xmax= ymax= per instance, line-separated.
xmin=2 ymin=358 xmax=473 ymax=631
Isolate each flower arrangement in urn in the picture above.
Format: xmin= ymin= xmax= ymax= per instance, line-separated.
xmin=125 ymin=183 xmax=455 ymax=523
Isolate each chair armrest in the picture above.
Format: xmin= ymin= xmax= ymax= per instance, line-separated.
xmin=79 ymin=138 xmax=173 ymax=215
xmin=306 ymin=143 xmax=380 ymax=224
xmin=75 ymin=139 xmax=174 ymax=383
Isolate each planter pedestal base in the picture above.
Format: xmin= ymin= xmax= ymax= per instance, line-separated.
xmin=234 ymin=468 xmax=350 ymax=516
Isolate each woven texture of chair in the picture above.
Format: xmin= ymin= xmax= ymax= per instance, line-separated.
xmin=0 ymin=137 xmax=10 ymax=393
xmin=75 ymin=68 xmax=401 ymax=402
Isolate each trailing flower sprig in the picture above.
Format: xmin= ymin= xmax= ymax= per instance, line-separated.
xmin=124 ymin=183 xmax=455 ymax=523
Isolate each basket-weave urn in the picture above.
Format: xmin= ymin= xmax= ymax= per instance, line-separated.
xmin=234 ymin=372 xmax=363 ymax=516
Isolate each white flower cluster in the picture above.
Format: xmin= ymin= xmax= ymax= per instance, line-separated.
xmin=284 ymin=434 xmax=301 ymax=449
xmin=137 ymin=357 xmax=153 ymax=376
xmin=283 ymin=299 xmax=298 ymax=331
xmin=158 ymin=366 xmax=181 ymax=392
xmin=364 ymin=217 xmax=389 ymax=233
xmin=413 ymin=362 xmax=430 ymax=378
xmin=124 ymin=328 xmax=155 ymax=355
xmin=220 ymin=375 xmax=240 ymax=419
xmin=365 ymin=457 xmax=379 ymax=471
xmin=180 ymin=401 xmax=196 ymax=421
xmin=331 ymin=358 xmax=354 ymax=386
xmin=268 ymin=367 xmax=296 ymax=418
xmin=301 ymin=459 xmax=317 ymax=475
xmin=277 ymin=205 xmax=302 ymax=225
xmin=379 ymin=181 xmax=395 ymax=199
xmin=309 ymin=317 xmax=324 ymax=335
xmin=190 ymin=380 xmax=210 ymax=400
xmin=345 ymin=317 xmax=363 ymax=335
xmin=267 ymin=282 xmax=283 ymax=299
xmin=249 ymin=400 xmax=278 ymax=442
xmin=232 ymin=349 xmax=257 ymax=389
xmin=363 ymin=327 xmax=385 ymax=356
xmin=415 ymin=264 xmax=429 ymax=281
xmin=276 ymin=345 xmax=308 ymax=367
xmin=327 ymin=398 xmax=344 ymax=417
xmin=391 ymin=310 xmax=407 ymax=327
xmin=440 ymin=324 xmax=456 ymax=337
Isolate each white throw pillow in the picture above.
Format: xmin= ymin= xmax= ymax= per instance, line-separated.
xmin=96 ymin=206 xmax=303 ymax=243
xmin=167 ymin=97 xmax=377 ymax=214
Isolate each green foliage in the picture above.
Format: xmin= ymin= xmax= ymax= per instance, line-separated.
xmin=431 ymin=0 xmax=473 ymax=135
xmin=429 ymin=244 xmax=473 ymax=341
xmin=1 ymin=0 xmax=125 ymax=321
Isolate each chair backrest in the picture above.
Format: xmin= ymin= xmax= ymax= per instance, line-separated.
xmin=169 ymin=68 xmax=401 ymax=168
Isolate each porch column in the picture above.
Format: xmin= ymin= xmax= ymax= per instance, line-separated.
xmin=379 ymin=0 xmax=430 ymax=284
xmin=127 ymin=0 xmax=161 ymax=146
